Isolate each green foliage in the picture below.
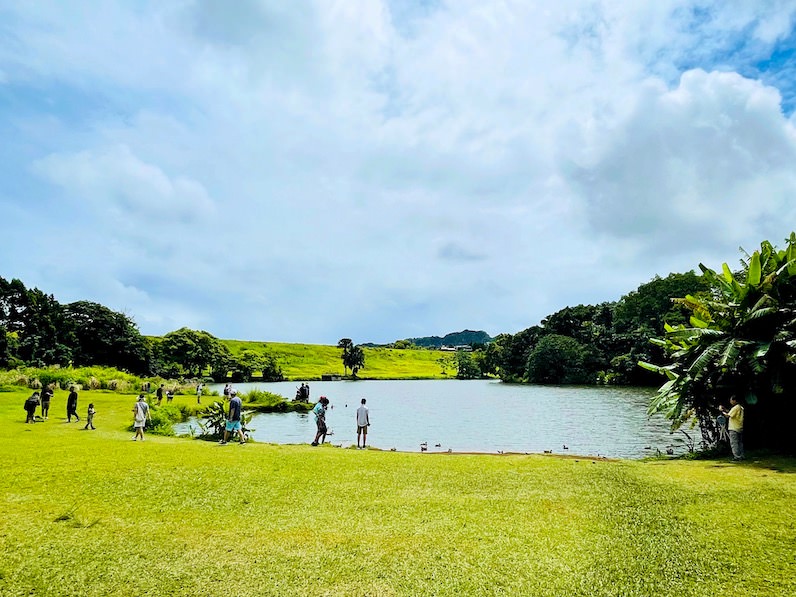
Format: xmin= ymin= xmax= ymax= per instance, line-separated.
xmin=526 ymin=334 xmax=592 ymax=384
xmin=197 ymin=400 xmax=253 ymax=440
xmin=62 ymin=301 xmax=150 ymax=374
xmin=643 ymin=233 xmax=796 ymax=452
xmin=130 ymin=403 xmax=184 ymax=436
xmin=241 ymin=389 xmax=312 ymax=412
xmin=338 ymin=338 xmax=365 ymax=377
xmin=155 ymin=327 xmax=232 ymax=380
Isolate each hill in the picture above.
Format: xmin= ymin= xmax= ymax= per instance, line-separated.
xmin=406 ymin=329 xmax=492 ymax=348
xmin=221 ymin=339 xmax=454 ymax=380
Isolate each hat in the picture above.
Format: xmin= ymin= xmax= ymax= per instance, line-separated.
xmin=138 ymin=395 xmax=145 ymax=401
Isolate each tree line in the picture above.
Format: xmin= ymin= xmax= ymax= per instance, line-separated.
xmin=0 ymin=278 xmax=281 ymax=382
xmin=427 ymin=271 xmax=709 ymax=385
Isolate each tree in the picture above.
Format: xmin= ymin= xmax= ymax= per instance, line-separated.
xmin=338 ymin=338 xmax=353 ymax=375
xmin=642 ymin=234 xmax=796 ymax=452
xmin=63 ymin=301 xmax=151 ymax=374
xmin=455 ymin=350 xmax=481 ymax=379
xmin=157 ymin=328 xmax=232 ymax=379
xmin=526 ymin=334 xmax=591 ymax=384
xmin=346 ymin=345 xmax=365 ymax=377
xmin=614 ymin=272 xmax=709 ymax=334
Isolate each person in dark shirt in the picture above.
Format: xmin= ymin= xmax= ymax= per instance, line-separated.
xmin=220 ymin=390 xmax=246 ymax=445
xmin=66 ymin=386 xmax=80 ymax=422
xmin=40 ymin=386 xmax=53 ymax=420
xmin=156 ymin=384 xmax=164 ymax=406
xmin=25 ymin=392 xmax=40 ymax=423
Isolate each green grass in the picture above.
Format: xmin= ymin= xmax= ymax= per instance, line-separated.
xmin=1 ymin=387 xmax=794 ymax=596
xmin=222 ymin=340 xmax=454 ymax=380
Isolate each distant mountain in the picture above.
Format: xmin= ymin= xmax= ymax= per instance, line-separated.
xmin=406 ymin=330 xmax=492 ymax=348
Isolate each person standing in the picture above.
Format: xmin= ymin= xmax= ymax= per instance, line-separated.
xmin=311 ymin=397 xmax=329 ymax=446
xmin=132 ymin=394 xmax=151 ymax=441
xmin=720 ymin=397 xmax=745 ymax=460
xmin=24 ymin=392 xmax=40 ymax=423
xmin=356 ymin=398 xmax=370 ymax=449
xmin=220 ymin=390 xmax=245 ymax=445
xmin=196 ymin=383 xmax=203 ymax=404
xmin=156 ymin=384 xmax=165 ymax=406
xmin=83 ymin=403 xmax=96 ymax=430
xmin=66 ymin=386 xmax=80 ymax=422
xmin=40 ymin=386 xmax=53 ymax=420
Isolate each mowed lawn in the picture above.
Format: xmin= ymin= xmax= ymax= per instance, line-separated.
xmin=1 ymin=389 xmax=794 ymax=597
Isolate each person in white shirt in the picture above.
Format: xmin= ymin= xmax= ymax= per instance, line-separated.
xmin=356 ymin=398 xmax=370 ymax=449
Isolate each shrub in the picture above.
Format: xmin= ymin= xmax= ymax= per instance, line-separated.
xmin=127 ymin=403 xmax=184 ymax=436
xmin=197 ymin=401 xmax=253 ymax=441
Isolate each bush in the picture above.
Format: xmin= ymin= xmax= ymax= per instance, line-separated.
xmin=197 ymin=401 xmax=253 ymax=441
xmin=127 ymin=403 xmax=184 ymax=436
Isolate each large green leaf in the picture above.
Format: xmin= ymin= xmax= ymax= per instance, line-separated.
xmin=747 ymin=251 xmax=762 ymax=286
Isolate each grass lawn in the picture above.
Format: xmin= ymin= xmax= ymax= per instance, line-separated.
xmin=222 ymin=340 xmax=453 ymax=380
xmin=1 ymin=388 xmax=794 ymax=596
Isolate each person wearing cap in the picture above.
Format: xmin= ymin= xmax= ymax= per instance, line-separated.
xmin=220 ymin=389 xmax=246 ymax=445
xmin=132 ymin=394 xmax=151 ymax=441
xmin=311 ymin=397 xmax=329 ymax=446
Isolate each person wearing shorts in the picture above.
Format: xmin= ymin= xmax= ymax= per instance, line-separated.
xmin=356 ymin=398 xmax=370 ymax=449
xmin=132 ymin=395 xmax=151 ymax=441
xmin=220 ymin=390 xmax=245 ymax=445
xmin=311 ymin=397 xmax=329 ymax=446
xmin=40 ymin=386 xmax=53 ymax=420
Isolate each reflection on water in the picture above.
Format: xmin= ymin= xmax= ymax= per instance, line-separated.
xmin=185 ymin=380 xmax=684 ymax=459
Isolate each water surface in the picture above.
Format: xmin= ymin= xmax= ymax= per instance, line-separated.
xmin=188 ymin=380 xmax=683 ymax=459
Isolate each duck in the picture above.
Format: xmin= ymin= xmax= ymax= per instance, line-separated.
xmin=563 ymin=444 xmax=569 ymax=450
xmin=389 ymin=447 xmax=397 ymax=452
xmin=447 ymin=448 xmax=452 ymax=454
xmin=420 ymin=445 xmax=427 ymax=452
xmin=666 ymin=448 xmax=674 ymax=455
xmin=543 ymin=450 xmax=552 ymax=454
xmin=420 ymin=442 xmax=428 ymax=447
xmin=434 ymin=443 xmax=441 ymax=448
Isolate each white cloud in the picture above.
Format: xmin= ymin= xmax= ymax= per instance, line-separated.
xmin=33 ymin=145 xmax=215 ymax=222
xmin=2 ymin=1 xmax=796 ymax=342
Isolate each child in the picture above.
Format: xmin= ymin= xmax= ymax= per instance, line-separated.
xmin=166 ymin=389 xmax=174 ymax=403
xmin=84 ymin=403 xmax=96 ymax=430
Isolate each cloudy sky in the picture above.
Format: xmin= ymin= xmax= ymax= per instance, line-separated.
xmin=1 ymin=1 xmax=796 ymax=344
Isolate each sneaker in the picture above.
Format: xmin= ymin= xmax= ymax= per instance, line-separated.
xmin=311 ymin=442 xmax=319 ymax=446
xmin=219 ymin=441 xmax=227 ymax=445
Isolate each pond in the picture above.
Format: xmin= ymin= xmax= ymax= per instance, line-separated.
xmin=183 ymin=380 xmax=688 ymax=459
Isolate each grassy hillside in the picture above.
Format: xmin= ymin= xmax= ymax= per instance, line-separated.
xmin=222 ymin=340 xmax=453 ymax=380
xmin=1 ymin=387 xmax=794 ymax=596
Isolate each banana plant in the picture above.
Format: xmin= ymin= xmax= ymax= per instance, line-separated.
xmin=640 ymin=233 xmax=796 ymax=451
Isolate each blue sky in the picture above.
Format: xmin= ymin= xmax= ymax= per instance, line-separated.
xmin=1 ymin=1 xmax=796 ymax=344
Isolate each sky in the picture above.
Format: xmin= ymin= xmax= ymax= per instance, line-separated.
xmin=1 ymin=1 xmax=796 ymax=345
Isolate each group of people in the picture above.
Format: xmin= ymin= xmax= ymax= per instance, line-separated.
xmin=310 ymin=396 xmax=370 ymax=449
xmin=23 ymin=386 xmax=95 ymax=430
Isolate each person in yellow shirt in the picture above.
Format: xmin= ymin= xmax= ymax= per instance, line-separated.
xmin=719 ymin=397 xmax=744 ymax=460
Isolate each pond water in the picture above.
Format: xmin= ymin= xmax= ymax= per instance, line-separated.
xmin=181 ymin=380 xmax=686 ymax=459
